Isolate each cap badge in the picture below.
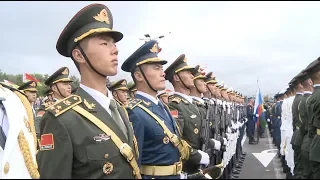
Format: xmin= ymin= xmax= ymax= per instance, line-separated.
xmin=61 ymin=68 xmax=69 ymax=75
xmin=93 ymin=9 xmax=110 ymax=24
xmin=149 ymin=43 xmax=158 ymax=53
xmin=30 ymin=82 xmax=36 ymax=87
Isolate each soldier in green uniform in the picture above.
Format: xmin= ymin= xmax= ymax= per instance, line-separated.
xmin=190 ymin=66 xmax=223 ymax=178
xmin=37 ymin=3 xmax=140 ymax=179
xmin=164 ymin=54 xmax=211 ymax=175
xmin=18 ymin=81 xmax=38 ymax=117
xmin=290 ymin=71 xmax=305 ymax=179
xmin=109 ymin=79 xmax=129 ymax=106
xmin=35 ymin=88 xmax=54 ymax=142
xmin=127 ymin=82 xmax=137 ymax=99
xmin=296 ymin=70 xmax=314 ymax=179
xmin=44 ymin=67 xmax=73 ymax=101
xmin=303 ymin=58 xmax=320 ymax=179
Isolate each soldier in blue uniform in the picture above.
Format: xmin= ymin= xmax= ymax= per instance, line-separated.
xmin=246 ymin=97 xmax=257 ymax=144
xmin=275 ymin=91 xmax=285 ymax=158
xmin=121 ymin=40 xmax=209 ymax=179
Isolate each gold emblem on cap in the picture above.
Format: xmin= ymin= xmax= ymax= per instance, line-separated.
xmin=149 ymin=43 xmax=158 ymax=53
xmin=30 ymin=82 xmax=36 ymax=87
xmin=121 ymin=80 xmax=126 ymax=85
xmin=3 ymin=162 xmax=9 ymax=174
xmin=93 ymin=9 xmax=110 ymax=24
xmin=163 ymin=136 xmax=170 ymax=144
xmin=61 ymin=68 xmax=69 ymax=75
xmin=183 ymin=57 xmax=187 ymax=62
xmin=103 ymin=162 xmax=113 ymax=174
xmin=194 ymin=128 xmax=199 ymax=134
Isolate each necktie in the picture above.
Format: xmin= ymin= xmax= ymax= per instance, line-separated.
xmin=109 ymin=100 xmax=128 ymax=140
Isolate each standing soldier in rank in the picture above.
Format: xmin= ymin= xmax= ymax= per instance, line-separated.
xmin=18 ymin=81 xmax=38 ymax=117
xmin=0 ymin=82 xmax=39 ymax=178
xmin=290 ymin=71 xmax=305 ymax=179
xmin=122 ymin=40 xmax=206 ymax=179
xmin=190 ymin=65 xmax=223 ymax=178
xmin=37 ymin=3 xmax=140 ymax=179
xmin=303 ymin=58 xmax=320 ymax=179
xmin=109 ymin=79 xmax=129 ymax=106
xmin=127 ymin=82 xmax=137 ymax=100
xmin=164 ymin=54 xmax=210 ymax=175
xmin=296 ymin=70 xmax=314 ymax=179
xmin=44 ymin=67 xmax=73 ymax=101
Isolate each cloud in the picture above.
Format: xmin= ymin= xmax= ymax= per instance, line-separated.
xmin=1 ymin=1 xmax=320 ymax=95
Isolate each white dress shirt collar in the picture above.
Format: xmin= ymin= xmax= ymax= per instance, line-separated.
xmin=304 ymin=91 xmax=313 ymax=95
xmin=191 ymin=96 xmax=205 ymax=104
xmin=136 ymin=91 xmax=159 ymax=105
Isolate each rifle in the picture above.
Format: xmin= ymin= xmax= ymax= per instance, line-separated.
xmin=200 ymin=101 xmax=211 ymax=169
xmin=187 ymin=162 xmax=224 ymax=179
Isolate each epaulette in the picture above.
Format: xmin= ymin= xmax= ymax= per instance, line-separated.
xmin=171 ymin=97 xmax=181 ymax=104
xmin=127 ymin=99 xmax=142 ymax=110
xmin=46 ymin=95 xmax=82 ymax=117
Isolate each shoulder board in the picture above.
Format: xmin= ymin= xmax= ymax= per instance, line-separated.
xmin=127 ymin=99 xmax=142 ymax=110
xmin=46 ymin=95 xmax=82 ymax=117
xmin=171 ymin=97 xmax=181 ymax=104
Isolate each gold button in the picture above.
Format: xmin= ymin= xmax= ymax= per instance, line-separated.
xmin=104 ymin=154 xmax=109 ymax=159
xmin=4 ymin=162 xmax=9 ymax=174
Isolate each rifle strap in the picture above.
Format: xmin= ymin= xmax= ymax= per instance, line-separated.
xmin=137 ymin=104 xmax=191 ymax=160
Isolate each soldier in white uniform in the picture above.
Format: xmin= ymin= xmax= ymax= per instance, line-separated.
xmin=0 ymin=83 xmax=39 ymax=179
xmin=285 ymin=82 xmax=296 ymax=178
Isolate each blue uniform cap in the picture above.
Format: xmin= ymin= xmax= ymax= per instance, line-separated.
xmin=121 ymin=40 xmax=167 ymax=72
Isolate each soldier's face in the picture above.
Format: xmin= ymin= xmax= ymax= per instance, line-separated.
xmin=25 ymin=91 xmax=37 ymax=103
xmin=54 ymin=82 xmax=72 ymax=98
xmin=80 ymin=34 xmax=119 ymax=76
xmin=207 ymin=83 xmax=216 ymax=94
xmin=194 ymin=79 xmax=207 ymax=93
xmin=139 ymin=63 xmax=166 ymax=91
xmin=176 ymin=70 xmax=194 ymax=88
xmin=114 ymin=90 xmax=128 ymax=104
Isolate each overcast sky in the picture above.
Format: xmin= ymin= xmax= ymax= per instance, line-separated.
xmin=1 ymin=1 xmax=319 ymax=96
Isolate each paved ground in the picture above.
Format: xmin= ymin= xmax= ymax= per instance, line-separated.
xmin=238 ymin=129 xmax=286 ymax=179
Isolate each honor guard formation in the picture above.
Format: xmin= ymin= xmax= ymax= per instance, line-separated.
xmin=0 ymin=2 xmax=317 ymax=179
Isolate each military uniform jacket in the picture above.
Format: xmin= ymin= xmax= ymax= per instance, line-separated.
xmin=0 ymin=85 xmax=38 ymax=179
xmin=291 ymin=93 xmax=304 ymax=146
xmin=309 ymin=86 xmax=320 ymax=162
xmin=168 ymin=93 xmax=202 ymax=150
xmin=246 ymin=104 xmax=254 ymax=121
xmin=300 ymin=92 xmax=313 ymax=153
xmin=37 ymin=88 xmax=137 ymax=179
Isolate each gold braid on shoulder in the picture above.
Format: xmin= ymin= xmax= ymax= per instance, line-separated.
xmin=13 ymin=91 xmax=40 ymax=179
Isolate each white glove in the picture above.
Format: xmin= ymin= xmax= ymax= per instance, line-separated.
xmin=211 ymin=139 xmax=221 ymax=151
xmin=227 ymin=127 xmax=232 ymax=133
xmin=267 ymin=118 xmax=270 ymax=122
xmin=198 ymin=150 xmax=210 ymax=167
xmin=256 ymin=114 xmax=259 ymax=118
xmin=245 ymin=118 xmax=248 ymax=123
xmin=180 ymin=172 xmax=188 ymax=179
xmin=223 ymin=137 xmax=227 ymax=145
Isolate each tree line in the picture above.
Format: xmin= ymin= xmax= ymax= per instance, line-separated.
xmin=0 ymin=70 xmax=80 ymax=96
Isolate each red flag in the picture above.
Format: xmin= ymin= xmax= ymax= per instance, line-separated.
xmin=23 ymin=73 xmax=40 ymax=83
